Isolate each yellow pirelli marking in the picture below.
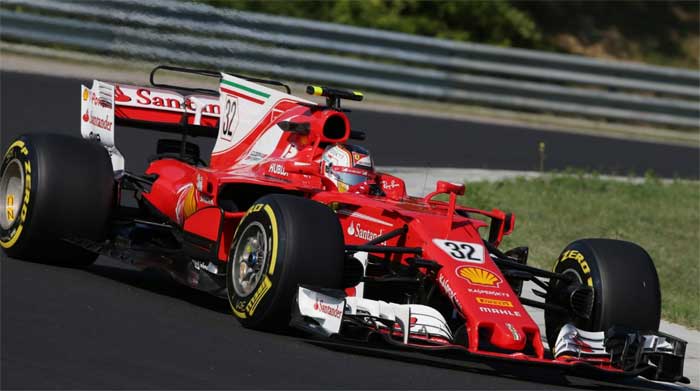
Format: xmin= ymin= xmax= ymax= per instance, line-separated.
xmin=1 ymin=141 xmax=29 ymax=249
xmin=6 ymin=195 xmax=14 ymax=222
xmin=311 ymin=86 xmax=323 ymax=96
xmin=246 ymin=276 xmax=272 ymax=315
xmin=4 ymin=140 xmax=26 ymax=160
xmin=231 ymin=305 xmax=247 ymax=319
xmin=556 ymin=249 xmax=593 ymax=287
xmin=263 ymin=205 xmax=279 ymax=275
xmin=0 ymin=225 xmax=22 ymax=248
xmin=476 ymin=297 xmax=513 ymax=307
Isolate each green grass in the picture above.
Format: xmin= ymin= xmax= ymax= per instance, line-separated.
xmin=456 ymin=173 xmax=700 ymax=329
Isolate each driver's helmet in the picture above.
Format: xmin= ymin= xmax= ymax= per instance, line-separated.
xmin=321 ymin=144 xmax=374 ymax=192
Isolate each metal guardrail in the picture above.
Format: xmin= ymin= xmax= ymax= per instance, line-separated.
xmin=1 ymin=0 xmax=698 ymax=128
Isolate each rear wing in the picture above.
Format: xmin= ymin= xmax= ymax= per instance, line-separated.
xmin=80 ymin=66 xmax=308 ymax=171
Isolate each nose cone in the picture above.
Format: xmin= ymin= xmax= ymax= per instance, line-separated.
xmin=490 ymin=322 xmax=527 ymax=351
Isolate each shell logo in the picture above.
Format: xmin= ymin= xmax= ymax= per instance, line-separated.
xmin=175 ymin=184 xmax=198 ymax=224
xmin=183 ymin=186 xmax=197 ymax=219
xmin=456 ymin=266 xmax=502 ymax=287
xmin=82 ymin=88 xmax=89 ymax=101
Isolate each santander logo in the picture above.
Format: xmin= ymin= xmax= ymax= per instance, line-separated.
xmin=347 ymin=221 xmax=383 ymax=242
xmin=114 ymin=86 xmax=220 ymax=115
xmin=114 ymin=85 xmax=131 ymax=103
xmin=314 ymin=299 xmax=343 ymax=319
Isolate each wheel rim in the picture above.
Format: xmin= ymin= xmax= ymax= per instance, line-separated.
xmin=231 ymin=221 xmax=269 ymax=297
xmin=0 ymin=159 xmax=24 ymax=230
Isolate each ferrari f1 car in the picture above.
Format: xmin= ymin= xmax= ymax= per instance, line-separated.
xmin=0 ymin=66 xmax=688 ymax=384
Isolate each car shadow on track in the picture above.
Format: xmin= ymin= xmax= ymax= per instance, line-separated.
xmin=80 ymin=260 xmax=691 ymax=391
xmin=86 ymin=262 xmax=231 ymax=315
xmin=304 ymin=338 xmax=691 ymax=391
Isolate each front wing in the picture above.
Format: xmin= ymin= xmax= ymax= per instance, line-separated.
xmin=292 ymin=286 xmax=689 ymax=384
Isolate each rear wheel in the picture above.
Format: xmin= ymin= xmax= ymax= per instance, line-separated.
xmin=0 ymin=134 xmax=114 ymax=266
xmin=544 ymin=238 xmax=661 ymax=349
xmin=226 ymin=194 xmax=344 ymax=331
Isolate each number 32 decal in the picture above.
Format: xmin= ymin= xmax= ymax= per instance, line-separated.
xmin=433 ymin=239 xmax=485 ymax=263
xmin=220 ymin=94 xmax=238 ymax=141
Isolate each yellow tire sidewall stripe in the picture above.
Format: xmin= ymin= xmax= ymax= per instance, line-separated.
xmin=0 ymin=140 xmax=29 ymax=249
xmin=263 ymin=204 xmax=279 ymax=276
xmin=229 ymin=202 xmax=279 ymax=319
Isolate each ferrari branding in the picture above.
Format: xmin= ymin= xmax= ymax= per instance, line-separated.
xmin=506 ymin=323 xmax=521 ymax=341
xmin=347 ymin=221 xmax=383 ymax=242
xmin=246 ymin=276 xmax=272 ymax=315
xmin=183 ymin=187 xmax=197 ymax=219
xmin=175 ymin=184 xmax=197 ymax=224
xmin=352 ymin=151 xmax=372 ymax=168
xmin=476 ymin=297 xmax=513 ymax=307
xmin=314 ymin=298 xmax=343 ymax=319
xmin=220 ymin=79 xmax=269 ymax=105
xmin=456 ymin=266 xmax=502 ymax=287
xmin=324 ymin=145 xmax=349 ymax=165
xmin=479 ymin=307 xmax=522 ymax=317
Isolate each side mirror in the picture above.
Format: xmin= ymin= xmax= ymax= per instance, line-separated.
xmin=435 ymin=180 xmax=465 ymax=196
xmin=424 ymin=180 xmax=466 ymax=202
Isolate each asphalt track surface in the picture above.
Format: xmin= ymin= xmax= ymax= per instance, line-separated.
xmin=1 ymin=71 xmax=697 ymax=390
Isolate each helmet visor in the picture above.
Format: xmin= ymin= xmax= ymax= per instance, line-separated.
xmin=330 ymin=166 xmax=372 ymax=187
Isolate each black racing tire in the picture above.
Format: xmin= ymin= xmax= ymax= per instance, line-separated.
xmin=226 ymin=194 xmax=344 ymax=331
xmin=544 ymin=238 xmax=661 ymax=350
xmin=0 ymin=134 xmax=115 ymax=267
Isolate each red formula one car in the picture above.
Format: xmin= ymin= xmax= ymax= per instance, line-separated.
xmin=0 ymin=66 xmax=688 ymax=384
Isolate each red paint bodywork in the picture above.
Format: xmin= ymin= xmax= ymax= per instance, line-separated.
xmin=114 ymin=82 xmax=611 ymax=371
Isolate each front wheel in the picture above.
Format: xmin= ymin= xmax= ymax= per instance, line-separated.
xmin=226 ymin=194 xmax=344 ymax=331
xmin=544 ymin=238 xmax=661 ymax=350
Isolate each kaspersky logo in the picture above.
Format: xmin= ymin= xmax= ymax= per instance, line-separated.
xmin=347 ymin=221 xmax=383 ymax=242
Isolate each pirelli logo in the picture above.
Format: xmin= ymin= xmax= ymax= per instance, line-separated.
xmin=476 ymin=297 xmax=513 ymax=307
xmin=246 ymin=276 xmax=272 ymax=315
